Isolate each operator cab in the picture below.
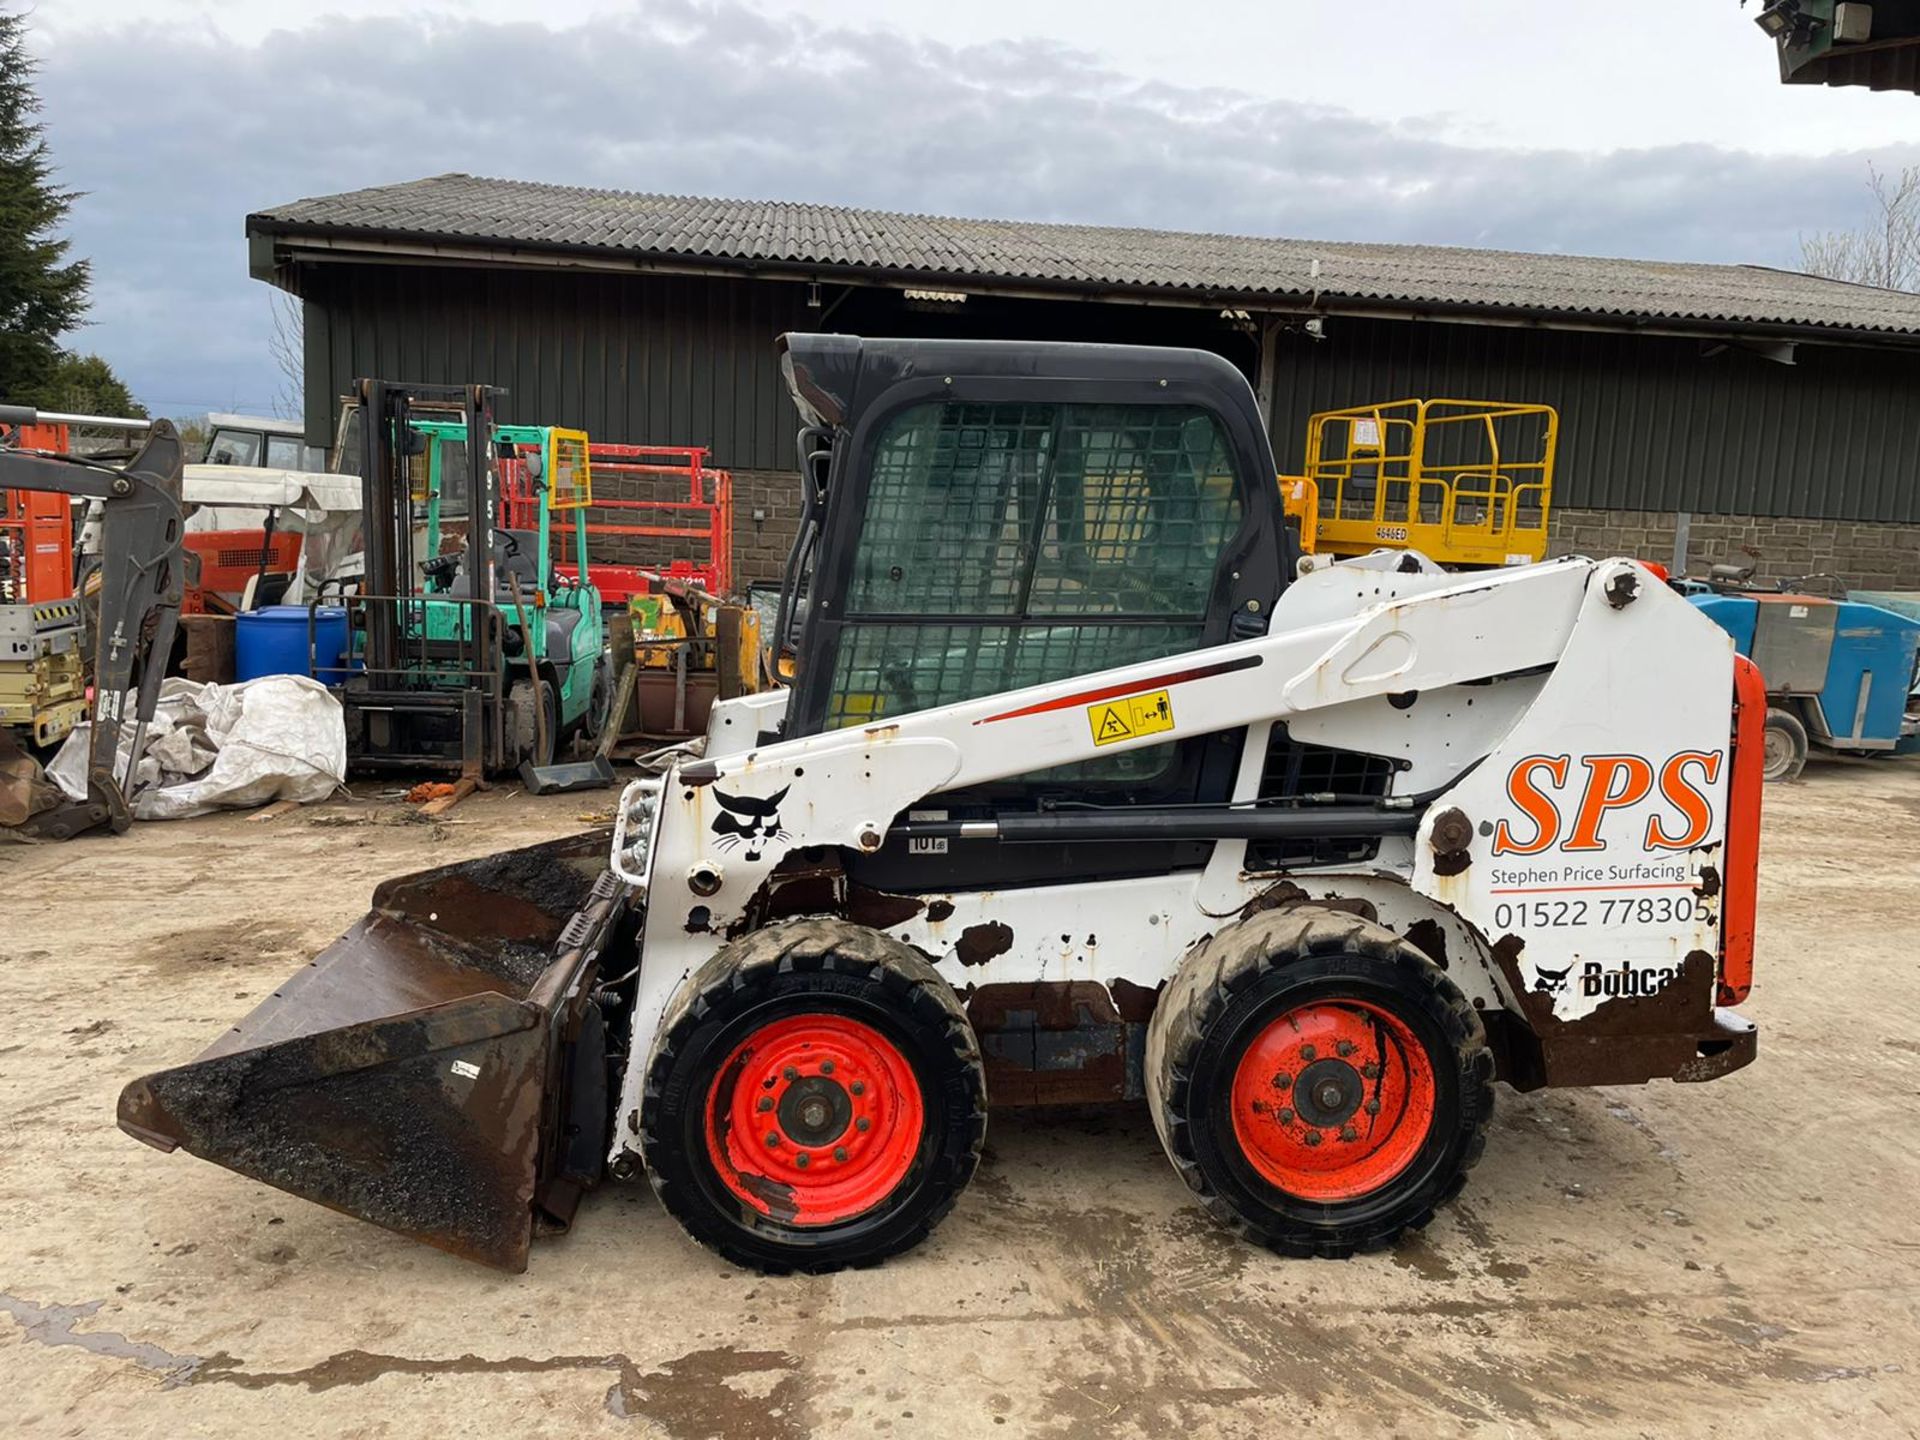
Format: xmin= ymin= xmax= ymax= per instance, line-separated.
xmin=202 ymin=414 xmax=327 ymax=473
xmin=773 ymin=333 xmax=1304 ymax=887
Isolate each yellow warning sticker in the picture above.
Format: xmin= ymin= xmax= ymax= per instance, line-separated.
xmin=1088 ymin=690 xmax=1175 ymax=747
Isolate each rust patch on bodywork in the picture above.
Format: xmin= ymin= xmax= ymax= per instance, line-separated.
xmin=1696 ymin=865 xmax=1721 ymax=898
xmin=1488 ymin=940 xmax=1752 ymax=1088
xmin=1403 ymin=917 xmax=1449 ymax=970
xmin=968 ymin=982 xmax=1140 ymax=1105
xmin=1239 ymin=881 xmax=1377 ymax=923
xmin=729 ymin=852 xmax=845 ymax=937
xmin=954 ymin=921 xmax=1014 ymax=967
xmin=1428 ymin=806 xmax=1474 ymax=877
xmin=730 ymin=852 xmax=934 ymax=937
xmin=1108 ymin=977 xmax=1162 ymax=1023
xmin=925 ymin=899 xmax=955 ymax=923
xmin=845 ymin=886 xmax=925 ymax=930
xmin=1240 ymin=880 xmax=1309 ymax=918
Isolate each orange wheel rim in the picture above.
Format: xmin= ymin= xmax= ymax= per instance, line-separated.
xmin=705 ymin=1014 xmax=924 ymax=1226
xmin=1229 ymin=998 xmax=1437 ymax=1202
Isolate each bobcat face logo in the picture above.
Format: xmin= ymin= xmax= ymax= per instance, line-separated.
xmin=1533 ymin=962 xmax=1573 ymax=995
xmin=711 ymin=787 xmax=791 ymax=862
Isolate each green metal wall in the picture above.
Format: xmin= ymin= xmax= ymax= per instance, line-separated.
xmin=1261 ymin=316 xmax=1920 ymax=523
xmin=299 ymin=262 xmax=1920 ymax=523
xmin=300 ymin=263 xmax=813 ymax=471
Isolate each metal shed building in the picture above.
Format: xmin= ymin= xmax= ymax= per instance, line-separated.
xmin=249 ymin=174 xmax=1920 ymax=588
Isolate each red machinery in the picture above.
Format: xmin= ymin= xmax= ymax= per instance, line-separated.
xmin=1 ymin=423 xmax=76 ymax=605
xmin=506 ymin=443 xmax=734 ymax=601
xmin=180 ymin=529 xmax=303 ymax=616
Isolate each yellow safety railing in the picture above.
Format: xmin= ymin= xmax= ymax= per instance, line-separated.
xmin=545 ymin=428 xmax=593 ymax=510
xmin=1294 ymin=399 xmax=1557 ymax=567
xmin=1279 ymin=474 xmax=1319 ymax=554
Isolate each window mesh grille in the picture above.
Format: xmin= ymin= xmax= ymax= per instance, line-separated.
xmin=829 ymin=400 xmax=1242 ymax=732
xmin=1245 ymin=730 xmax=1398 ymax=871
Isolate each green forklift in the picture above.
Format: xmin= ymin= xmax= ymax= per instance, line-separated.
xmin=338 ymin=380 xmax=613 ymax=792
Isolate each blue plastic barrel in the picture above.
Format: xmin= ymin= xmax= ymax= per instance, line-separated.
xmin=234 ymin=605 xmax=351 ymax=684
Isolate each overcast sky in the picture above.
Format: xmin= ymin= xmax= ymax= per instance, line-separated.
xmin=19 ymin=0 xmax=1920 ymax=418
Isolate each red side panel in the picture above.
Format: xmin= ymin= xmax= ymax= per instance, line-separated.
xmin=183 ymin=529 xmax=303 ymax=597
xmin=1 ymin=423 xmax=76 ymax=605
xmin=1720 ymin=655 xmax=1766 ymax=1005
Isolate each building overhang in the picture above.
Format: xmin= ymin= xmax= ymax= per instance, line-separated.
xmin=248 ymin=224 xmax=1920 ymax=355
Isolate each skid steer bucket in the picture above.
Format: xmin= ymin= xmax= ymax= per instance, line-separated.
xmin=116 ymin=831 xmax=633 ymax=1272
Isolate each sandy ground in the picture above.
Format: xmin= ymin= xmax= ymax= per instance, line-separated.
xmin=3 ymin=762 xmax=1920 ymax=1439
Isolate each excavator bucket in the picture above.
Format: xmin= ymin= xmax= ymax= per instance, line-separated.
xmin=116 ymin=831 xmax=633 ymax=1272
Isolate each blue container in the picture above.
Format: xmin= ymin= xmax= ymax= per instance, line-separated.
xmin=235 ymin=605 xmax=351 ymax=684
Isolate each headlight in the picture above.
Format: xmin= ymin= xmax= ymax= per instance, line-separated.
xmin=610 ymin=778 xmax=663 ymax=892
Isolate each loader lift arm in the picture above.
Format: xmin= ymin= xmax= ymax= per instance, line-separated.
xmin=0 ymin=406 xmax=186 ymax=838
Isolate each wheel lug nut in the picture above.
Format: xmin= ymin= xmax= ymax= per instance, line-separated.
xmin=795 ymin=1153 xmax=810 ymax=1169
xmin=782 ymin=1066 xmax=799 ymax=1081
xmin=1336 ymin=1040 xmax=1355 ymax=1058
xmin=1272 ymin=1071 xmax=1291 ymax=1089
xmin=764 ymin=1132 xmax=780 ymax=1147
xmin=1300 ymin=1045 xmax=1317 ymax=1061
xmin=856 ymin=1117 xmax=871 ymax=1132
xmin=851 ymin=1080 xmax=866 ymax=1096
xmin=1340 ymin=1125 xmax=1359 ymax=1141
xmin=757 ymin=1096 xmax=773 ymax=1113
xmin=1361 ymin=1062 xmax=1381 ymax=1080
xmin=1277 ymin=1108 xmax=1295 ymax=1125
xmin=1365 ymin=1098 xmax=1381 ymax=1116
xmin=834 ymin=1147 xmax=849 ymax=1162
xmin=1304 ymin=1129 xmax=1323 ymax=1147
xmin=820 ymin=1060 xmax=835 ymax=1075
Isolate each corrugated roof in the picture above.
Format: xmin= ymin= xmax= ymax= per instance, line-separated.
xmin=250 ymin=173 xmax=1920 ymax=341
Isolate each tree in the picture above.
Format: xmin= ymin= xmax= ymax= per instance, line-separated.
xmin=268 ymin=289 xmax=303 ymax=422
xmin=37 ymin=352 xmax=146 ymax=419
xmin=1801 ymin=163 xmax=1920 ymax=293
xmin=0 ymin=9 xmax=89 ymax=403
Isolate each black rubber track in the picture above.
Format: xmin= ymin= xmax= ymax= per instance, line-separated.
xmin=1146 ymin=905 xmax=1493 ymax=1259
xmin=640 ymin=918 xmax=987 ymax=1274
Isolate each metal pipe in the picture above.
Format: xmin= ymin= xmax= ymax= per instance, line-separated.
xmin=892 ymin=804 xmax=1424 ymax=845
xmin=0 ymin=405 xmax=152 ymax=431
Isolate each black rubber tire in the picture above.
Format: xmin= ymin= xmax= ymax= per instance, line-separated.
xmin=1762 ymin=707 xmax=1809 ymax=783
xmin=504 ymin=678 xmax=555 ymax=769
xmin=1146 ymin=906 xmax=1493 ymax=1259
xmin=580 ymin=656 xmax=613 ymax=742
xmin=641 ymin=918 xmax=987 ymax=1274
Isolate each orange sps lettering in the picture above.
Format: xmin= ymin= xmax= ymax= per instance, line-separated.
xmin=1491 ymin=750 xmax=1723 ymax=856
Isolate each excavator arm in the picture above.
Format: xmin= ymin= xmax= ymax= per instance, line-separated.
xmin=0 ymin=408 xmax=185 ymax=838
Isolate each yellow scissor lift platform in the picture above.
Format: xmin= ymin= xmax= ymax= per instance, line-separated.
xmin=1282 ymin=398 xmax=1558 ymax=568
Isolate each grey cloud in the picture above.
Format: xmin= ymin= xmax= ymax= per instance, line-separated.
xmin=32 ymin=0 xmax=1919 ymax=416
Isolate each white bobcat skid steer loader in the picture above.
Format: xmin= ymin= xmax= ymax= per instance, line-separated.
xmin=119 ymin=337 xmax=1763 ymax=1274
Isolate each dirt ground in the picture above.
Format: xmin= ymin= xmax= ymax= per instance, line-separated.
xmin=4 ymin=761 xmax=1920 ymax=1440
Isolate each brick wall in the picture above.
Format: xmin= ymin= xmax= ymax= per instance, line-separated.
xmin=1550 ymin=507 xmax=1920 ymax=592
xmin=575 ymin=464 xmax=804 ymax=590
xmin=589 ymin=466 xmax=1920 ymax=598
xmin=731 ymin=469 xmax=806 ymax=587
